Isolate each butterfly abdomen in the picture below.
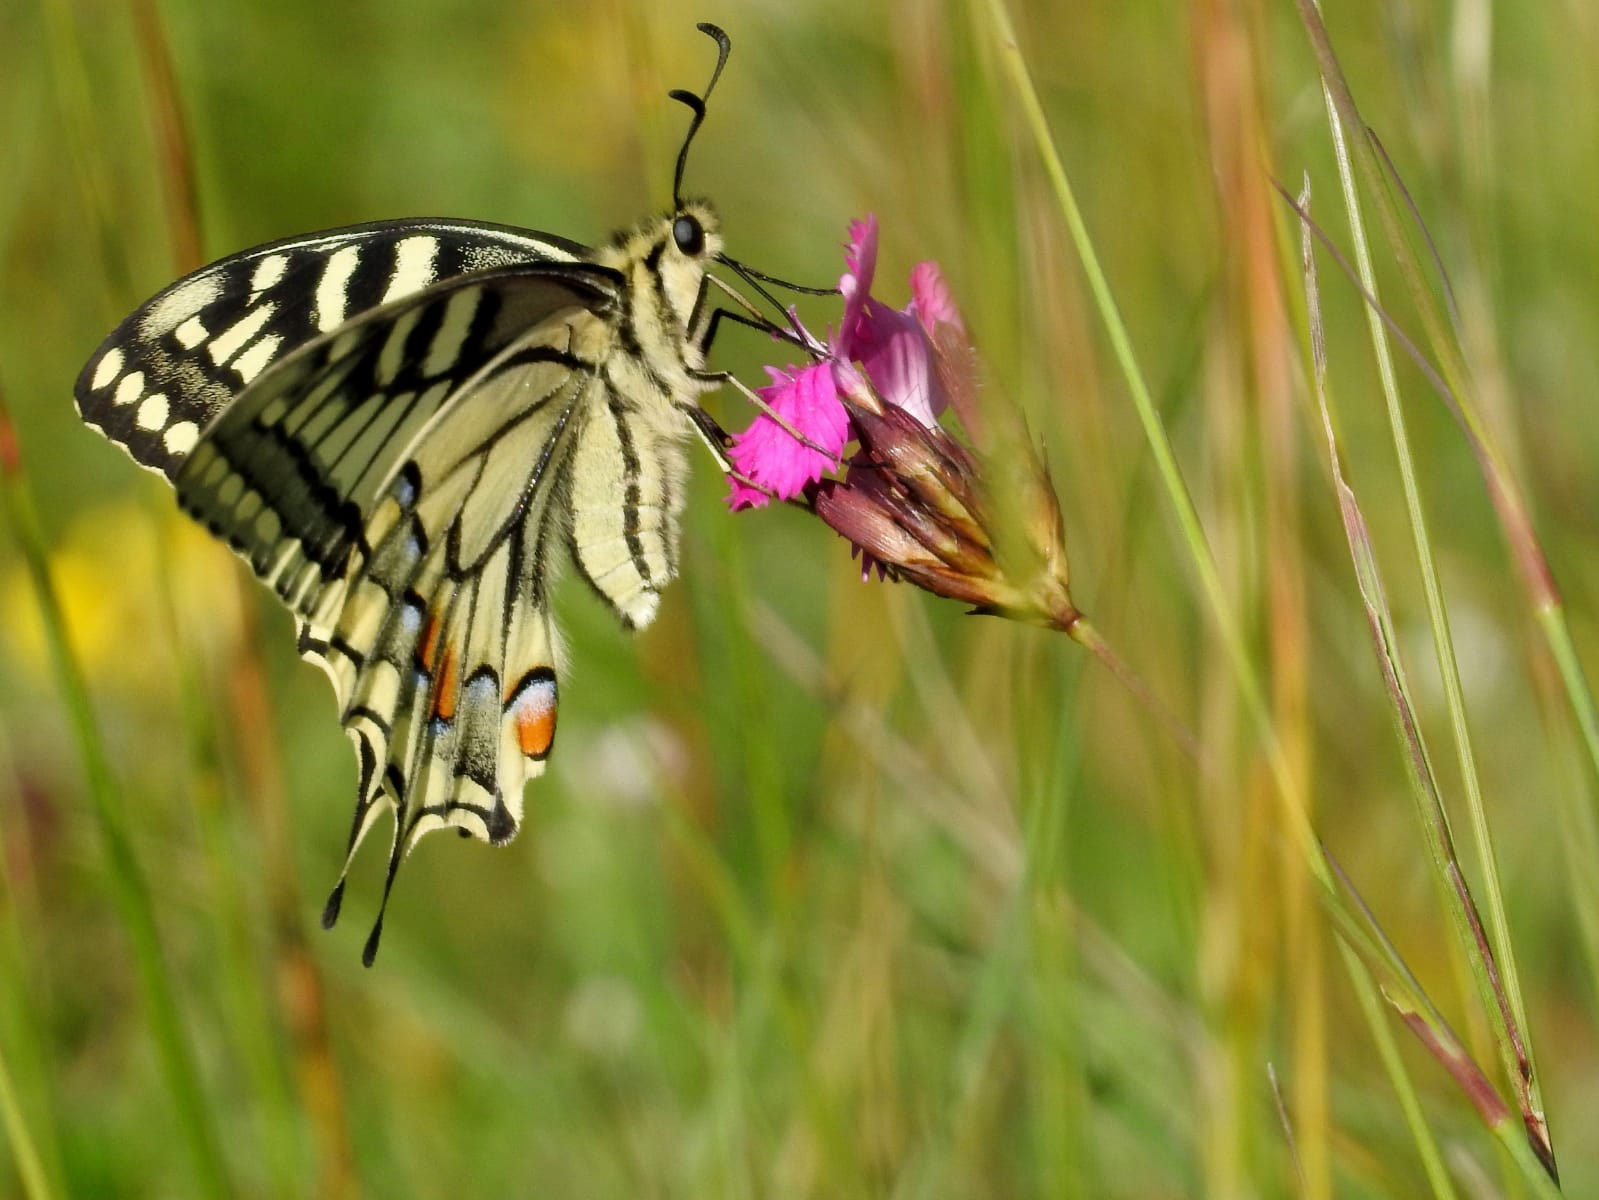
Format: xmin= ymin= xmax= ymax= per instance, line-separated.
xmin=565 ymin=394 xmax=691 ymax=631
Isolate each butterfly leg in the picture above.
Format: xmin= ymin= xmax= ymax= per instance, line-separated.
xmin=698 ymin=305 xmax=819 ymax=360
xmin=699 ymin=272 xmax=826 ymax=359
xmin=689 ymin=367 xmax=841 ymax=462
xmin=678 ymin=402 xmax=734 ymax=473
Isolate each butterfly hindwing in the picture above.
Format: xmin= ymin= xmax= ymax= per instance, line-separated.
xmin=74 ymin=219 xmax=590 ymax=479
xmin=71 ymin=21 xmax=758 ymax=966
xmin=170 ymin=268 xmax=641 ymax=943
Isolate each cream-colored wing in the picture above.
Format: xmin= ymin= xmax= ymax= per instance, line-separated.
xmin=174 ymin=265 xmax=634 ymax=963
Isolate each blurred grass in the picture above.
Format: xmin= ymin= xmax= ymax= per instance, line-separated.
xmin=4 ymin=0 xmax=1599 ymax=1196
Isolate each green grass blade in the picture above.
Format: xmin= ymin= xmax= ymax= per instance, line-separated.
xmin=0 ymin=396 xmax=232 ymax=1199
xmin=1296 ymin=1 xmax=1551 ymax=1169
xmin=0 ymin=1038 xmax=54 ymax=1200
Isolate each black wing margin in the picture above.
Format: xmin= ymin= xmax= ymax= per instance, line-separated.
xmin=74 ymin=218 xmax=592 ymax=478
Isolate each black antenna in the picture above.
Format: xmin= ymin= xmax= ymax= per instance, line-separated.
xmin=670 ymin=23 xmax=732 ymax=208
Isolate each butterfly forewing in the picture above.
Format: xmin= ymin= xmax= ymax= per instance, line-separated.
xmin=74 ymin=219 xmax=590 ymax=479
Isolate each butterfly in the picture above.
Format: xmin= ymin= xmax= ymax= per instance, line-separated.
xmin=72 ymin=23 xmax=813 ymax=964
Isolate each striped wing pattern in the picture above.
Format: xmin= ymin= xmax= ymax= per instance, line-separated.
xmin=74 ymin=219 xmax=587 ymax=479
xmin=76 ymin=227 xmax=694 ymax=963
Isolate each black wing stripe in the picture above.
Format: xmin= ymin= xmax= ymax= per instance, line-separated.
xmin=75 ymin=220 xmax=594 ymax=479
xmin=609 ymin=395 xmax=652 ymax=588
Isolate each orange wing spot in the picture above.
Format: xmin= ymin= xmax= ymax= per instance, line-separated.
xmin=432 ymin=644 xmax=459 ymax=722
xmin=508 ymin=672 xmax=557 ymax=759
xmin=515 ymin=703 xmax=556 ymax=758
xmin=417 ymin=611 xmax=442 ymax=672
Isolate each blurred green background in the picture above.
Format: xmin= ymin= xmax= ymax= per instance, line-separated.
xmin=4 ymin=0 xmax=1599 ymax=1196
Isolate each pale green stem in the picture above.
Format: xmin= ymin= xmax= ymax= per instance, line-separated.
xmin=1340 ymin=941 xmax=1459 ymax=1200
xmin=1307 ymin=0 xmax=1545 ymax=1160
xmin=978 ymin=0 xmax=1531 ymax=1175
xmin=976 ymin=0 xmax=1327 ymax=893
xmin=0 ymin=405 xmax=232 ymax=1199
xmin=0 ymin=1028 xmax=53 ymax=1200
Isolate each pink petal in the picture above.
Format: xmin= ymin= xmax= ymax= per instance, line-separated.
xmin=907 ymin=261 xmax=964 ymax=335
xmin=725 ymin=477 xmax=773 ymax=512
xmin=850 ymin=304 xmax=946 ymax=428
xmin=725 ymin=363 xmax=852 ymax=508
xmin=843 ymin=216 xmax=878 ymax=290
xmin=837 ymin=215 xmax=879 ymax=358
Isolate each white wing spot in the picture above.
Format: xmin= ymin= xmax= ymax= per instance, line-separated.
xmin=251 ymin=254 xmax=289 ymax=294
xmin=316 ymin=247 xmax=361 ymax=332
xmin=424 ymin=288 xmax=481 ymax=377
xmin=464 ymin=672 xmax=498 ymax=710
xmin=209 ymin=305 xmax=275 ymax=366
xmin=141 ymin=274 xmax=223 ymax=338
xmin=232 ymin=334 xmax=284 ymax=383
xmin=163 ymin=421 xmax=200 ymax=456
xmin=383 ymin=236 xmax=440 ymax=302
xmin=91 ymin=348 xmax=124 ymax=390
xmin=623 ymin=591 xmax=659 ymax=630
xmin=174 ymin=316 xmax=208 ymax=348
xmin=135 ymin=392 xmax=170 ymax=432
xmin=113 ymin=370 xmax=146 ymax=407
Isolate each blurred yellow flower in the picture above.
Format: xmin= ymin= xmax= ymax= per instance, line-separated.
xmin=4 ymin=499 xmax=242 ymax=699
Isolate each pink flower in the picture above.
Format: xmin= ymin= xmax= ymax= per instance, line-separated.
xmin=725 ymin=215 xmax=967 ymax=509
xmin=725 ymin=363 xmax=851 ymax=511
xmin=725 ymin=216 xmax=1074 ymax=626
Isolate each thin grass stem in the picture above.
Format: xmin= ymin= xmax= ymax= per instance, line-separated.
xmin=1338 ymin=941 xmax=1460 ymax=1200
xmin=1296 ymin=2 xmax=1550 ymax=1167
xmin=979 ymin=1 xmax=1536 ymax=1170
xmin=0 ymin=392 xmax=231 ymax=1198
xmin=976 ymin=0 xmax=1327 ymax=883
xmin=0 ymin=1038 xmax=53 ymax=1200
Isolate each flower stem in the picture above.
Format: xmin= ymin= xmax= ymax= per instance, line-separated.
xmin=1055 ymin=610 xmax=1202 ymax=766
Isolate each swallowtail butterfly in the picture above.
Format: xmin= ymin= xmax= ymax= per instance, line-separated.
xmin=74 ymin=24 xmax=796 ymax=964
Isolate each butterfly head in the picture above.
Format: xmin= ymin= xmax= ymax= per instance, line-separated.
xmin=599 ymin=201 xmax=724 ymax=373
xmin=661 ymin=201 xmax=723 ymax=337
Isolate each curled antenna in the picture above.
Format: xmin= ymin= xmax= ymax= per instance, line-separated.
xmin=671 ymin=23 xmax=733 ymax=208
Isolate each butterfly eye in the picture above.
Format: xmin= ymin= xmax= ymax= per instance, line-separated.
xmin=672 ymin=214 xmax=706 ymax=257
